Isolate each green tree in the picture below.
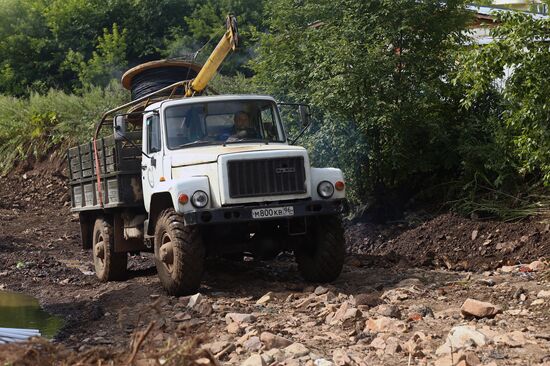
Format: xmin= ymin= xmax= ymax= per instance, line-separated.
xmin=64 ymin=24 xmax=128 ymax=89
xmin=254 ymin=0 xmax=471 ymax=206
xmin=164 ymin=0 xmax=266 ymax=75
xmin=456 ymin=11 xmax=550 ymax=185
xmin=0 ymin=0 xmax=58 ymax=96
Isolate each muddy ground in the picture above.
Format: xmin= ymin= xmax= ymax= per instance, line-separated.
xmin=0 ymin=169 xmax=549 ymax=365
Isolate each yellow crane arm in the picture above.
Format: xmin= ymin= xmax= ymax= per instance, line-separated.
xmin=185 ymin=15 xmax=238 ymax=97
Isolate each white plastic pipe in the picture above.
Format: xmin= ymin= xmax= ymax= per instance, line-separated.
xmin=0 ymin=332 xmax=33 ymax=340
xmin=0 ymin=327 xmax=40 ymax=335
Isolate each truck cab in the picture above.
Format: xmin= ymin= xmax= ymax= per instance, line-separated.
xmin=141 ymin=95 xmax=345 ymax=228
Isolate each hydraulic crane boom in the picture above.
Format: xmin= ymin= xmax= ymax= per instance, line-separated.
xmin=185 ymin=15 xmax=238 ymax=97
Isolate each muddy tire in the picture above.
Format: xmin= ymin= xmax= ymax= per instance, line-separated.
xmin=92 ymin=216 xmax=127 ymax=281
xmin=154 ymin=208 xmax=205 ymax=296
xmin=295 ymin=215 xmax=345 ymax=283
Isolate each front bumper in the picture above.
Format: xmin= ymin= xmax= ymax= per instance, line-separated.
xmin=183 ymin=199 xmax=345 ymax=225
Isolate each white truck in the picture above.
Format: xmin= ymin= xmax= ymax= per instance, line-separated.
xmin=68 ymin=17 xmax=346 ymax=295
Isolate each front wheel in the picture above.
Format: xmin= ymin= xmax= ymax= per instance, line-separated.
xmin=294 ymin=215 xmax=345 ymax=282
xmin=154 ymin=209 xmax=205 ymax=296
xmin=92 ymin=216 xmax=128 ymax=281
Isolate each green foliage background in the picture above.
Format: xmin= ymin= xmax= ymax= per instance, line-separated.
xmin=0 ymin=0 xmax=548 ymax=219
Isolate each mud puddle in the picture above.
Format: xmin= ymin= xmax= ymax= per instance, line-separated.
xmin=0 ymin=290 xmax=63 ymax=338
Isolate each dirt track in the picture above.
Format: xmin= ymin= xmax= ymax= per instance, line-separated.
xmin=0 ymin=170 xmax=549 ymax=365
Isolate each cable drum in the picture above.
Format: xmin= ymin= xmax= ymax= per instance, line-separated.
xmin=121 ymin=60 xmax=203 ymax=101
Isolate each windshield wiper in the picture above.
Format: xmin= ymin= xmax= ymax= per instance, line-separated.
xmin=177 ymin=140 xmax=220 ymax=148
xmin=224 ymin=138 xmax=271 ymax=146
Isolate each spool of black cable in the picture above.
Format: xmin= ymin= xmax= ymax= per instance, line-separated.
xmin=121 ymin=60 xmax=203 ymax=101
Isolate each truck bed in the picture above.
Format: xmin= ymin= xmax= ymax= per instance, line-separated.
xmin=67 ymin=132 xmax=143 ymax=211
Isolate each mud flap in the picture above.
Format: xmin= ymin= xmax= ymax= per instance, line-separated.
xmin=113 ymin=213 xmax=146 ymax=253
xmin=79 ymin=212 xmax=93 ymax=250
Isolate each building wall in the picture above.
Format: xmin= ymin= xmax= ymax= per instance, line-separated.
xmin=491 ymin=0 xmax=547 ymax=13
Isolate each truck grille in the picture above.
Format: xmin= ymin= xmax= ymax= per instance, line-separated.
xmin=227 ymin=157 xmax=306 ymax=198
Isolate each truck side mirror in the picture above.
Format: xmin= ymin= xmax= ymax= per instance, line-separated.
xmin=113 ymin=115 xmax=126 ymax=140
xmin=298 ymin=105 xmax=311 ymax=127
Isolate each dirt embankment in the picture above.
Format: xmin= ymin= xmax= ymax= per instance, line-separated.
xmin=0 ymin=168 xmax=549 ymax=366
xmin=347 ymin=213 xmax=549 ymax=271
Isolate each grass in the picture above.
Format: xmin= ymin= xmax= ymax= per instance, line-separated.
xmin=0 ymin=81 xmax=128 ymax=174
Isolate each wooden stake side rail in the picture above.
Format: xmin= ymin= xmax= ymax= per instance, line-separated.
xmin=68 ymin=133 xmax=143 ymax=212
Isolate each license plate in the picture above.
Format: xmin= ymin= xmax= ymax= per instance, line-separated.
xmin=251 ymin=206 xmax=294 ymax=219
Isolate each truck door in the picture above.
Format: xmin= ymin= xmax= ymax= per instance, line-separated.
xmin=142 ymin=113 xmax=163 ymax=210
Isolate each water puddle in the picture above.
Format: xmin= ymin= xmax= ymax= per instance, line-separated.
xmin=0 ymin=290 xmax=63 ymax=338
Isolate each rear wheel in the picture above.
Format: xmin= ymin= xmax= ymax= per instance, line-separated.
xmin=295 ymin=215 xmax=345 ymax=282
xmin=154 ymin=208 xmax=205 ymax=296
xmin=92 ymin=216 xmax=127 ymax=281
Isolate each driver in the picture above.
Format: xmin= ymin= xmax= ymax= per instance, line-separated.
xmin=227 ymin=111 xmax=258 ymax=140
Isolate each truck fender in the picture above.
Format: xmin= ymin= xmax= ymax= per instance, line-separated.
xmin=310 ymin=168 xmax=346 ymax=200
xmin=146 ymin=176 xmax=211 ymax=236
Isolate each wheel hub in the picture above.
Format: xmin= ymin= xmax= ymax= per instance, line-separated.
xmin=94 ymin=241 xmax=105 ymax=260
xmin=160 ymin=241 xmax=174 ymax=266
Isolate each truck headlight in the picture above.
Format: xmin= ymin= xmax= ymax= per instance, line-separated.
xmin=317 ymin=181 xmax=334 ymax=199
xmin=191 ymin=191 xmax=209 ymax=208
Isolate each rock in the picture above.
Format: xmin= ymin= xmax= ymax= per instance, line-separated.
xmin=434 ymin=355 xmax=454 ymax=366
xmin=314 ymin=359 xmax=334 ymax=366
xmin=537 ymin=290 xmax=550 ymax=299
xmin=460 ymin=298 xmax=502 ymax=318
xmin=260 ymin=353 xmax=274 ymax=365
xmin=370 ymin=336 xmax=386 ymax=350
xmin=381 ymin=289 xmax=409 ymax=302
xmin=531 ymin=299 xmax=545 ymax=306
xmin=500 ymin=265 xmax=516 ymax=273
xmin=256 ymin=292 xmax=274 ymax=305
xmin=457 ymin=351 xmax=481 ymax=366
xmin=374 ymin=304 xmax=401 ymax=319
xmin=436 ymin=326 xmax=489 ymax=355
xmin=494 ymin=331 xmax=528 ymax=348
xmin=243 ymin=336 xmax=262 ymax=351
xmin=365 ymin=317 xmax=407 ymax=333
xmin=204 ymin=341 xmax=229 ymax=355
xmin=327 ymin=302 xmax=360 ymax=325
xmin=403 ymin=333 xmax=425 ymax=358
xmin=318 ymin=292 xmax=337 ymax=303
xmin=408 ymin=305 xmax=434 ymax=318
xmin=296 ymin=297 xmax=317 ymax=310
xmin=332 ymin=349 xmax=352 ymax=366
xmin=355 ymin=293 xmax=382 ymax=307
xmin=435 ymin=308 xmax=460 ymax=319
xmin=477 ymin=279 xmax=496 ymax=287
xmin=284 ymin=343 xmax=310 ymax=358
xmin=265 ymin=348 xmax=286 ymax=362
xmin=195 ymin=357 xmax=211 ymax=365
xmin=513 ymin=287 xmax=526 ymax=300
xmin=528 ymin=260 xmax=546 ymax=271
xmin=395 ymin=278 xmax=423 ymax=288
xmin=314 ymin=286 xmax=329 ymax=296
xmin=226 ymin=322 xmax=241 ymax=334
xmin=384 ymin=337 xmax=402 ymax=355
xmin=187 ymin=293 xmax=203 ymax=308
xmin=260 ymin=331 xmax=292 ymax=350
xmin=471 ymin=230 xmax=479 ymax=240
xmin=225 ymin=313 xmax=256 ymax=325
xmin=241 ymin=354 xmax=266 ymax=366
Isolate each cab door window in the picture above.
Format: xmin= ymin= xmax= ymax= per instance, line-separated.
xmin=146 ymin=115 xmax=161 ymax=153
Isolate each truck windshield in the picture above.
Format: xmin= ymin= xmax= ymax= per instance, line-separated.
xmin=164 ymin=100 xmax=286 ymax=149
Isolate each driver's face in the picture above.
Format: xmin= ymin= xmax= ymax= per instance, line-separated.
xmin=235 ymin=113 xmax=251 ymax=129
